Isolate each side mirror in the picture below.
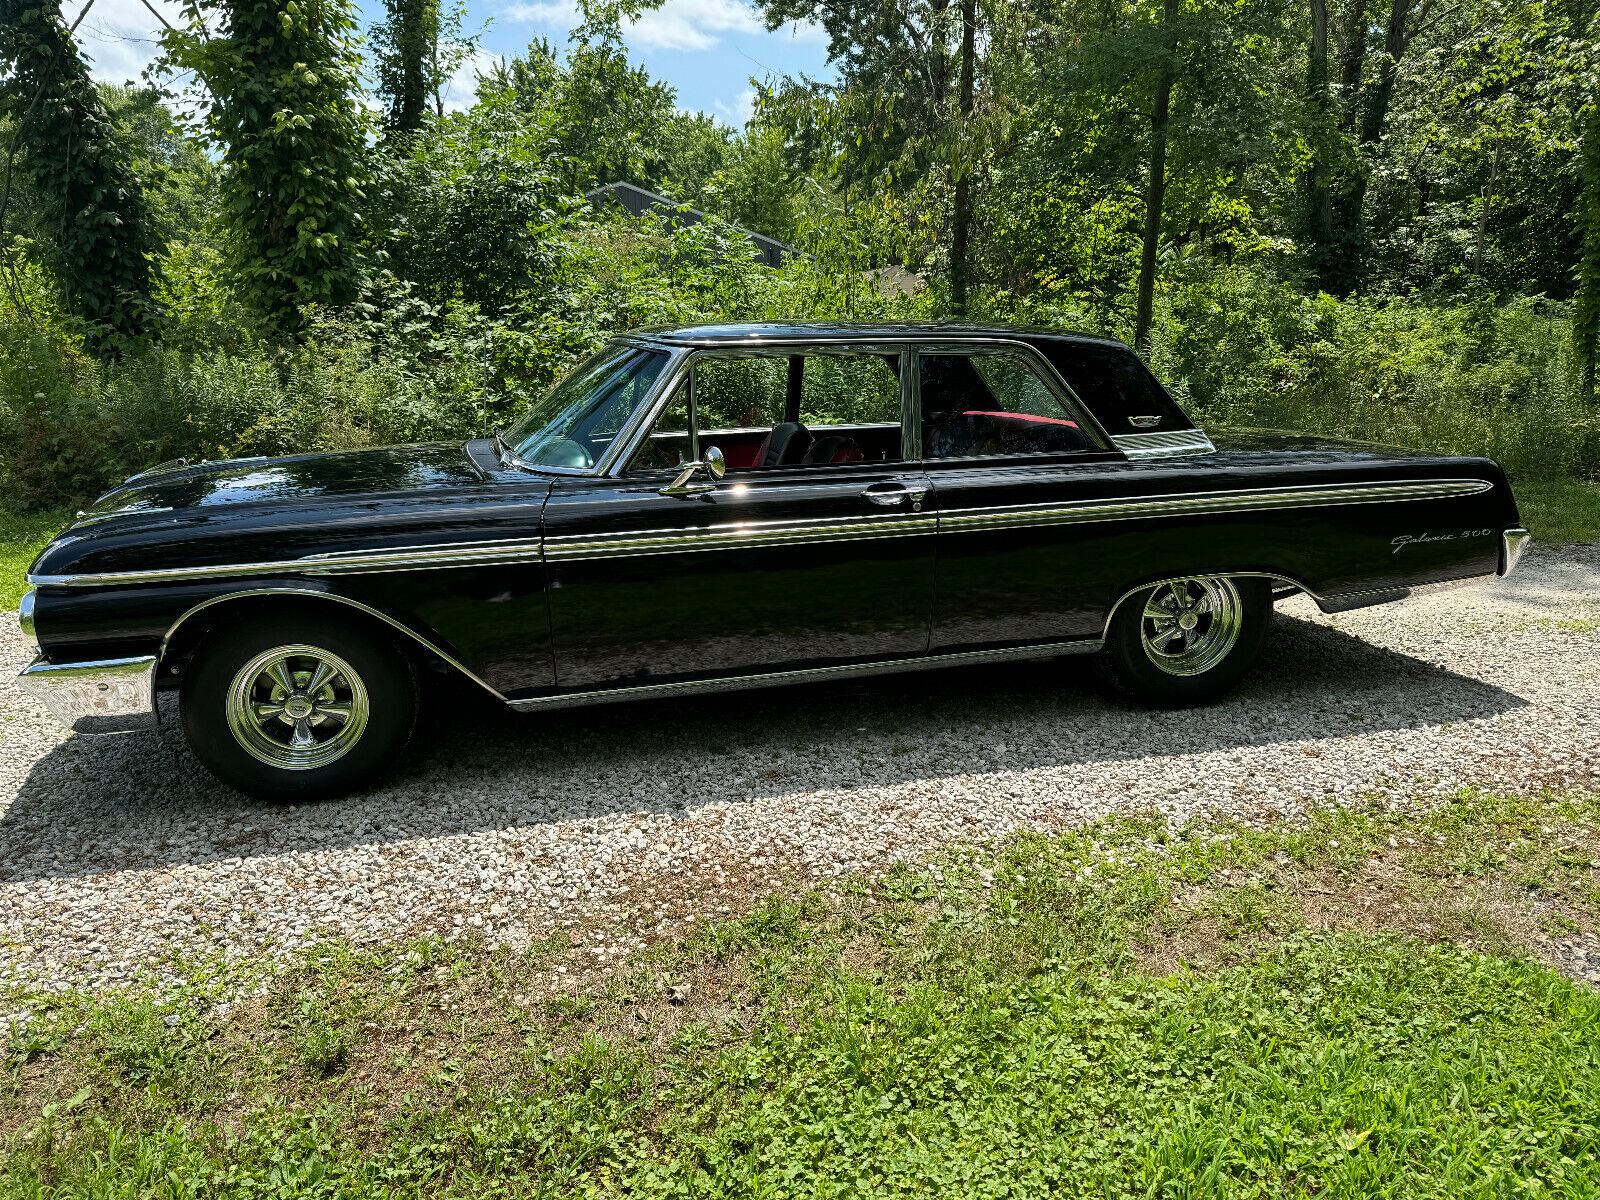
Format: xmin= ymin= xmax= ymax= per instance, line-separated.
xmin=660 ymin=445 xmax=726 ymax=497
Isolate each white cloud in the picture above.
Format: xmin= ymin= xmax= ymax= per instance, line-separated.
xmin=499 ymin=0 xmax=822 ymax=54
xmin=62 ymin=0 xmax=186 ymax=84
xmin=499 ymin=0 xmax=580 ymax=25
xmin=437 ymin=48 xmax=503 ymax=113
xmin=714 ymin=86 xmax=755 ymax=128
xmin=626 ymin=0 xmax=759 ymax=50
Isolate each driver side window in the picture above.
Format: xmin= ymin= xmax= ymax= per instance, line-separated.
xmin=626 ymin=351 xmax=905 ymax=474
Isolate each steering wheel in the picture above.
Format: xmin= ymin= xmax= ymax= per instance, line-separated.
xmin=538 ymin=438 xmax=594 ymax=470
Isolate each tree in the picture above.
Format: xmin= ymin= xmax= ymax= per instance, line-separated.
xmin=369 ymin=0 xmax=480 ymax=134
xmin=1135 ymin=0 xmax=1179 ymax=351
xmin=484 ymin=35 xmax=677 ymax=193
xmin=749 ymin=0 xmax=995 ymax=311
xmin=371 ymin=0 xmax=435 ymax=133
xmin=1022 ymin=0 xmax=1293 ymax=338
xmin=161 ymin=0 xmax=372 ymax=333
xmin=0 ymin=0 xmax=158 ymax=345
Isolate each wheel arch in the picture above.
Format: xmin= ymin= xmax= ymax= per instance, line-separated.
xmin=1100 ymin=570 xmax=1314 ymax=640
xmin=158 ymin=585 xmax=506 ymax=701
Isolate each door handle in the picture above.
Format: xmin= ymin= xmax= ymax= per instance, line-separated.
xmin=862 ymin=483 xmax=929 ymax=512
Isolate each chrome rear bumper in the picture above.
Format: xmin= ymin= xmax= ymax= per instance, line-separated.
xmin=16 ymin=655 xmax=159 ymax=734
xmin=1499 ymin=527 xmax=1531 ymax=577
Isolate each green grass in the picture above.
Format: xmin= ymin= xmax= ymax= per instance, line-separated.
xmin=1513 ymin=476 xmax=1600 ymax=546
xmin=4 ymin=789 xmax=1600 ymax=1198
xmin=0 ymin=509 xmax=67 ymax=612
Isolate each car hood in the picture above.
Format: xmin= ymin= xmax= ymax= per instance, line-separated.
xmin=79 ymin=442 xmax=488 ymax=520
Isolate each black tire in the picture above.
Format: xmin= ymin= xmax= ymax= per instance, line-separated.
xmin=180 ymin=614 xmax=419 ymax=801
xmin=1096 ymin=576 xmax=1272 ymax=707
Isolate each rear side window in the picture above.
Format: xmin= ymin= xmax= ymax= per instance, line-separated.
xmin=919 ymin=352 xmax=1100 ymax=460
xmin=1034 ymin=342 xmax=1194 ymax=435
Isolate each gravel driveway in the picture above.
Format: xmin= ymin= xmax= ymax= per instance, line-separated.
xmin=3 ymin=546 xmax=1598 ymax=995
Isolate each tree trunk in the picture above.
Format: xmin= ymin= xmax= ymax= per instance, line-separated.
xmin=1474 ymin=139 xmax=1502 ymax=279
xmin=389 ymin=0 xmax=430 ymax=133
xmin=1302 ymin=0 xmax=1334 ymax=280
xmin=1321 ymin=0 xmax=1415 ymax=294
xmin=949 ymin=0 xmax=976 ymax=316
xmin=1135 ymin=0 xmax=1178 ymax=354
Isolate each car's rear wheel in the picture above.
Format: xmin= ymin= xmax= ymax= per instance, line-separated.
xmin=180 ymin=615 xmax=418 ymax=801
xmin=1096 ymin=575 xmax=1272 ymax=707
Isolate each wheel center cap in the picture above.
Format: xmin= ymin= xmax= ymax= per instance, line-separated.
xmin=1178 ymin=612 xmax=1199 ymax=631
xmin=284 ymin=694 xmax=315 ymax=719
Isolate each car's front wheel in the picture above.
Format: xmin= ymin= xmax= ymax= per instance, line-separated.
xmin=1096 ymin=575 xmax=1272 ymax=707
xmin=180 ymin=615 xmax=419 ymax=801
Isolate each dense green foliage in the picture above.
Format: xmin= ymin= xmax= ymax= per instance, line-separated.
xmin=5 ymin=789 xmax=1600 ymax=1196
xmin=0 ymin=0 xmax=157 ymax=347
xmin=0 ymin=0 xmax=1596 ymax=509
xmin=159 ymin=0 xmax=372 ymax=331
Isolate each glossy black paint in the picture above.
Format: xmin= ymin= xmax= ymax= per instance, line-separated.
xmin=24 ymin=325 xmax=1523 ymax=710
xmin=540 ymin=465 xmax=937 ymax=690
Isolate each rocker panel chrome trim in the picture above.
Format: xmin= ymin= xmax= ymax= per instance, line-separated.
xmin=26 ymin=478 xmax=1493 ymax=585
xmin=159 ymin=587 xmax=508 ymax=701
xmin=506 ymin=638 xmax=1104 ymax=711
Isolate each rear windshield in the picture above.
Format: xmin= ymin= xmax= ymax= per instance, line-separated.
xmin=1035 ymin=342 xmax=1195 ymax=436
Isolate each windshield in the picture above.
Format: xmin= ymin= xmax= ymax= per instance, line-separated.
xmin=504 ymin=346 xmax=671 ymax=470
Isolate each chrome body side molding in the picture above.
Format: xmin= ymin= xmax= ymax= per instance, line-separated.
xmin=26 ymin=478 xmax=1492 ymax=585
xmin=936 ymin=478 xmax=1489 ymax=536
xmin=159 ymin=587 xmax=507 ymax=701
xmin=506 ymin=638 xmax=1104 ymax=711
xmin=16 ymin=655 xmax=159 ymax=734
xmin=545 ymin=512 xmax=937 ymax=562
xmin=1109 ymin=429 xmax=1217 ymax=459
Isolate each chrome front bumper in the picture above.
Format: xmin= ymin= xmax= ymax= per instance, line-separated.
xmin=16 ymin=655 xmax=159 ymax=734
xmin=1499 ymin=527 xmax=1531 ymax=577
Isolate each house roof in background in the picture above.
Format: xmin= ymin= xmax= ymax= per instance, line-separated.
xmin=584 ymin=181 xmax=797 ymax=267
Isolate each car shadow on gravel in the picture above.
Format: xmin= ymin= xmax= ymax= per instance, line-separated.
xmin=0 ymin=613 xmax=1529 ymax=884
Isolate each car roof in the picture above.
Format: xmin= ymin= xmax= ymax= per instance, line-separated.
xmin=622 ymin=321 xmax=1132 ymax=350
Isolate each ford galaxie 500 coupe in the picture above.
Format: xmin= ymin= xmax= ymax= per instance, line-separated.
xmin=18 ymin=323 xmax=1529 ymax=799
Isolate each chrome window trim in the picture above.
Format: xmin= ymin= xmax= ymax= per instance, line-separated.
xmin=16 ymin=654 xmax=159 ymax=734
xmin=552 ymin=345 xmax=690 ymax=478
xmin=909 ymin=339 xmax=1116 ymax=455
xmin=1110 ymin=429 xmax=1217 ymax=460
xmin=159 ymin=587 xmax=506 ymax=700
xmin=602 ymin=336 xmax=1121 ymax=476
xmin=25 ymin=477 xmax=1492 ymax=586
xmin=506 ymin=637 xmax=1105 ymax=712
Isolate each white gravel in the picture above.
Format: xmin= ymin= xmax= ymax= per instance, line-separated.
xmin=2 ymin=544 xmax=1597 ymax=994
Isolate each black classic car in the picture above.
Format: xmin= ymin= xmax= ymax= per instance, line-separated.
xmin=18 ymin=322 xmax=1529 ymax=799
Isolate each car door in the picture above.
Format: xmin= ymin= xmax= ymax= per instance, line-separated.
xmin=541 ymin=345 xmax=938 ymax=693
xmin=918 ymin=342 xmax=1133 ymax=653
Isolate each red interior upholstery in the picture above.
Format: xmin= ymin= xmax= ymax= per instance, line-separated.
xmin=960 ymin=410 xmax=1079 ymax=430
xmin=714 ymin=442 xmax=762 ymax=469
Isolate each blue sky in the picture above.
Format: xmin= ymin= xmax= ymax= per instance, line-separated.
xmin=64 ymin=0 xmax=835 ymax=126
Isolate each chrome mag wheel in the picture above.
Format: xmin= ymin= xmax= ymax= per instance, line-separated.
xmin=1139 ymin=577 xmax=1244 ymax=676
xmin=224 ymin=644 xmax=370 ymax=771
